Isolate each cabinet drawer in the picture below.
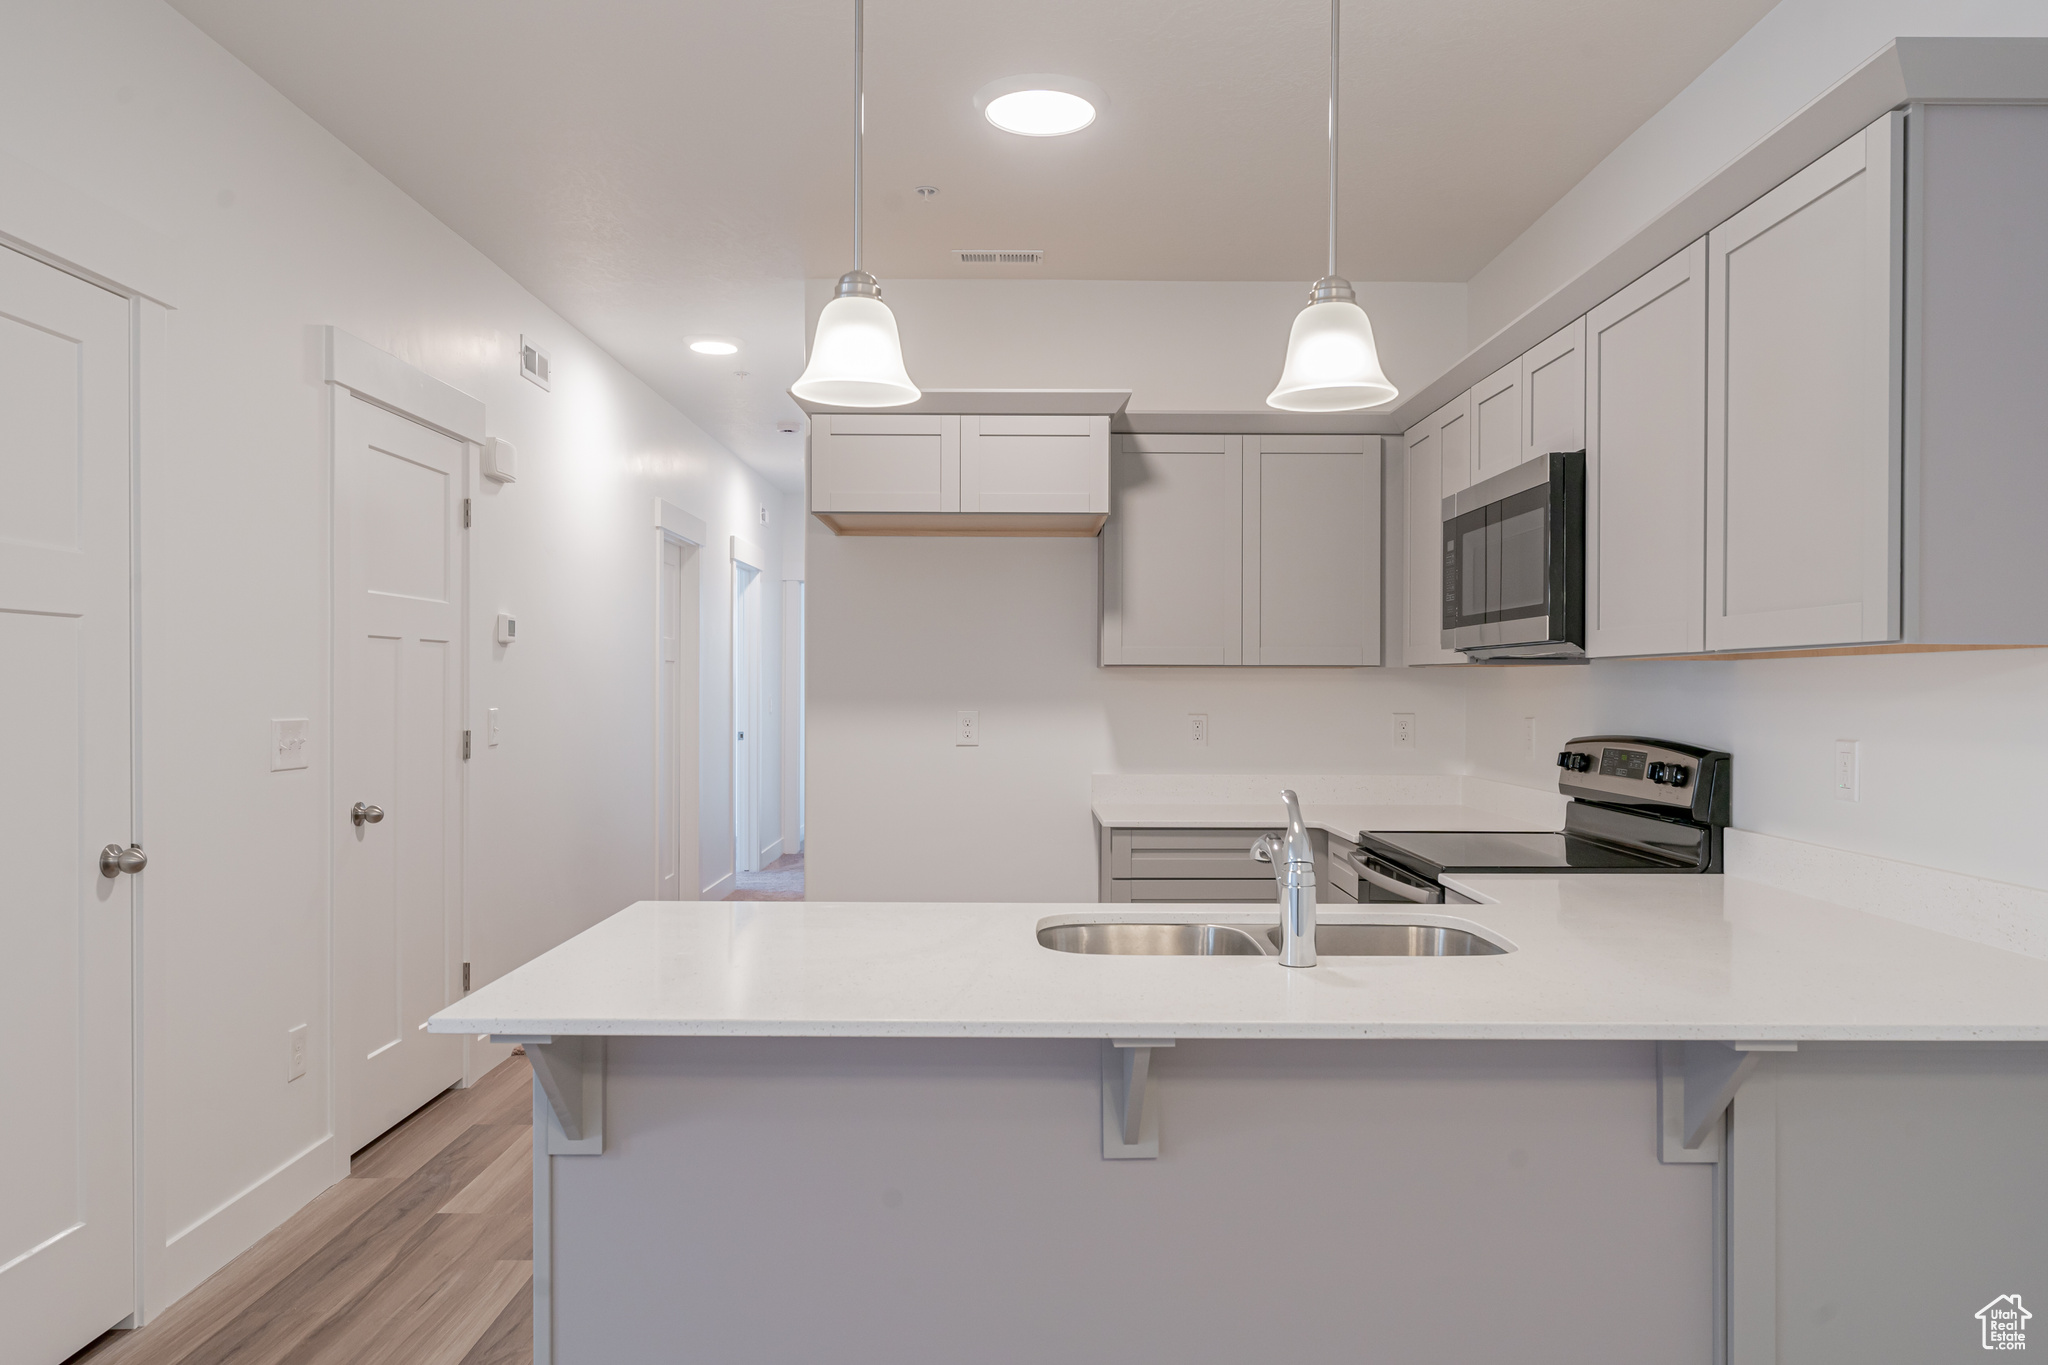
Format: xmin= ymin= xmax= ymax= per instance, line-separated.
xmin=961 ymin=414 xmax=1108 ymax=514
xmin=812 ymin=413 xmax=959 ymax=513
xmin=1116 ymin=879 xmax=1281 ymax=903
xmin=1109 ymin=828 xmax=1277 ymax=880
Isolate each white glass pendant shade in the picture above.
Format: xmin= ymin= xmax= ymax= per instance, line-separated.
xmin=1265 ymin=298 xmax=1397 ymax=412
xmin=791 ymin=293 xmax=920 ymax=408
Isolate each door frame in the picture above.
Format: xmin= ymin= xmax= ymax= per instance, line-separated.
xmin=655 ymin=501 xmax=707 ymax=900
xmin=729 ymin=536 xmax=766 ymax=881
xmin=322 ymin=327 xmax=484 ymax=1177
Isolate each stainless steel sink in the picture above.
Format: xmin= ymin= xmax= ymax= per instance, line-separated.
xmin=1036 ymin=922 xmax=1272 ymax=956
xmin=1036 ymin=919 xmax=1508 ymax=957
xmin=1268 ymin=923 xmax=1505 ymax=957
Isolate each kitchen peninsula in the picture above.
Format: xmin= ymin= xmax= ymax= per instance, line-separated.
xmin=432 ymin=878 xmax=2048 ymax=1365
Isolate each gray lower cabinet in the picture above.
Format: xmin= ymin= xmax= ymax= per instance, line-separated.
xmin=1099 ymin=826 xmax=1360 ymax=904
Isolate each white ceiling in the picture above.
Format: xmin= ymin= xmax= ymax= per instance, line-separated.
xmin=169 ymin=0 xmax=1776 ymax=488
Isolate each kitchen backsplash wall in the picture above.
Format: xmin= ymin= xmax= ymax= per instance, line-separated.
xmin=1462 ymin=650 xmax=2048 ymax=893
xmin=807 ymin=527 xmax=1469 ymax=902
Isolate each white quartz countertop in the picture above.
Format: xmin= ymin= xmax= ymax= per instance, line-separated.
xmin=1091 ymin=801 xmax=1552 ymax=835
xmin=430 ymin=875 xmax=2048 ymax=1042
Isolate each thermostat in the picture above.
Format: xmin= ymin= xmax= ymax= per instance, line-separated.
xmin=496 ymin=612 xmax=518 ymax=645
xmin=482 ymin=436 xmax=518 ymax=483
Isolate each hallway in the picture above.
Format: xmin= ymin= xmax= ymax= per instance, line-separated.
xmin=67 ymin=1060 xmax=533 ymax=1365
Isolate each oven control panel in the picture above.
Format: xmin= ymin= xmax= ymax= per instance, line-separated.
xmin=1554 ymin=736 xmax=1731 ymax=826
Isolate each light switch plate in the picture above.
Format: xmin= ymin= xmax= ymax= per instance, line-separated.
xmin=1834 ymin=739 xmax=1860 ymax=801
xmin=487 ymin=707 xmax=501 ymax=747
xmin=957 ymin=711 xmax=979 ymax=746
xmin=271 ymin=718 xmax=309 ymax=771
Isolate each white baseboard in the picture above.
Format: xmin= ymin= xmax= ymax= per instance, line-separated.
xmin=700 ymin=869 xmax=735 ymax=901
xmin=762 ymin=837 xmax=784 ymax=866
xmin=158 ymin=1134 xmax=338 ymax=1310
xmin=1726 ymin=828 xmax=2048 ymax=960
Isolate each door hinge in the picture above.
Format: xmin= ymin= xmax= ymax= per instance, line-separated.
xmin=462 ymin=497 xmax=472 ymax=528
xmin=462 ymin=961 xmax=471 ymax=992
xmin=461 ymin=729 xmax=472 ymax=760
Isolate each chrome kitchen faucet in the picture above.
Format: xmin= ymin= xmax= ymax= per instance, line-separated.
xmin=1251 ymin=790 xmax=1318 ymax=968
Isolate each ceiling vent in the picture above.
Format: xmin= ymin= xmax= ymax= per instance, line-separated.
xmin=955 ymin=249 xmax=1043 ymax=265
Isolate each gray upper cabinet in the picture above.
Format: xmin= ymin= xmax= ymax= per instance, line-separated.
xmin=1401 ymin=398 xmax=1469 ymax=667
xmin=1101 ymin=434 xmax=1244 ymax=666
xmin=1102 ymin=433 xmax=1380 ymax=667
xmin=811 ymin=413 xmax=958 ymax=514
xmin=1243 ymin=436 xmax=1382 ymax=666
xmin=1585 ymin=239 xmax=1708 ymax=658
xmin=1521 ymin=317 xmax=1587 ymax=464
xmin=1707 ymin=111 xmax=1904 ymax=652
xmin=1469 ymin=358 xmax=1523 ymax=485
xmin=959 ymin=414 xmax=1110 ymax=515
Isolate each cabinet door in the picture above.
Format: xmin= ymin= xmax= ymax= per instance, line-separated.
xmin=1436 ymin=390 xmax=1474 ymax=495
xmin=1707 ymin=112 xmax=1903 ymax=651
xmin=1522 ymin=316 xmax=1586 ymax=462
xmin=1101 ymin=435 xmax=1243 ymax=665
xmin=810 ymin=414 xmax=959 ymax=512
xmin=1243 ymin=436 xmax=1381 ymax=666
xmin=1585 ymin=239 xmax=1708 ymax=657
xmin=960 ymin=414 xmax=1109 ymax=513
xmin=1470 ymin=357 xmax=1524 ymax=484
xmin=1402 ymin=404 xmax=1466 ymax=665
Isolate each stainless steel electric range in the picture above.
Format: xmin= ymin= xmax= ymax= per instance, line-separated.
xmin=1348 ymin=735 xmax=1733 ymax=904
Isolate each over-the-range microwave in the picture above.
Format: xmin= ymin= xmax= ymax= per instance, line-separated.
xmin=1441 ymin=449 xmax=1586 ymax=661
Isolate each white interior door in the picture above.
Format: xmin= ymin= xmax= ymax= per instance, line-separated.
xmin=0 ymin=245 xmax=136 ymax=1363
xmin=657 ymin=536 xmax=700 ymax=899
xmin=732 ymin=556 xmax=760 ymax=875
xmin=333 ymin=394 xmax=463 ymax=1154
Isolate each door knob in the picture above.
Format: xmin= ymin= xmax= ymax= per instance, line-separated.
xmin=100 ymin=843 xmax=147 ymax=877
xmin=352 ymin=802 xmax=385 ymax=827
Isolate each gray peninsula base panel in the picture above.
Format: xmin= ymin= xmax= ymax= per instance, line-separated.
xmin=553 ymin=1038 xmax=1714 ymax=1364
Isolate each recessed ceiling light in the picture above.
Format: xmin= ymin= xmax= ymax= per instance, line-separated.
xmin=689 ymin=339 xmax=739 ymax=355
xmin=973 ymin=75 xmax=1106 ymax=138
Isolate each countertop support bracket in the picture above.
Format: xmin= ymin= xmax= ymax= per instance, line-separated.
xmin=1658 ymin=1040 xmax=1797 ymax=1163
xmin=1102 ymin=1038 xmax=1174 ymax=1159
xmin=494 ymin=1033 xmax=604 ymax=1155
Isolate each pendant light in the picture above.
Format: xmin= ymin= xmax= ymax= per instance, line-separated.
xmin=792 ymin=0 xmax=921 ymax=408
xmin=1266 ymin=0 xmax=1397 ymax=413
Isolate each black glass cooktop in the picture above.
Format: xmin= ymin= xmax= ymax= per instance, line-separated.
xmin=1356 ymin=829 xmax=1697 ymax=878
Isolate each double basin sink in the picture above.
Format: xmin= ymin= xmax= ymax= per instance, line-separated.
xmin=1037 ymin=918 xmax=1507 ymax=958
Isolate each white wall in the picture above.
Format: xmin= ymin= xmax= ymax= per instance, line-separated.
xmin=805 ymin=278 xmax=1469 ymax=416
xmin=0 ymin=0 xmax=794 ymax=1317
xmin=1465 ymin=0 xmax=2048 ymax=343
xmin=803 ymin=278 xmax=1469 ymax=902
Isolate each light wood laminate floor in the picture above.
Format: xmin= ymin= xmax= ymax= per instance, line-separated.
xmin=69 ymin=1057 xmax=533 ymax=1365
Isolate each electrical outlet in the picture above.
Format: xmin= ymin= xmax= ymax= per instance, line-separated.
xmin=1392 ymin=713 xmax=1416 ymax=752
xmin=1189 ymin=713 xmax=1209 ymax=746
xmin=287 ymin=1023 xmax=307 ymax=1082
xmin=957 ymin=710 xmax=979 ymax=746
xmin=1834 ymin=739 xmax=1860 ymax=801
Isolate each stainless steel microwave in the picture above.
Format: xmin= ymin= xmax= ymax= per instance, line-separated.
xmin=1440 ymin=450 xmax=1586 ymax=660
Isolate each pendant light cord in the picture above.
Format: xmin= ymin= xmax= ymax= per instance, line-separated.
xmin=853 ymin=0 xmax=865 ymax=275
xmin=1327 ymin=0 xmax=1339 ymax=280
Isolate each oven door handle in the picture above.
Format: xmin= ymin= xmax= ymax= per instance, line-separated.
xmin=1346 ymin=851 xmax=1445 ymax=905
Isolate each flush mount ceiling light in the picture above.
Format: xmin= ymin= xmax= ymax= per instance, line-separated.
xmin=688 ymin=338 xmax=739 ymax=355
xmin=791 ymin=0 xmax=920 ymax=408
xmin=973 ymin=75 xmax=1106 ymax=137
xmin=1267 ymin=0 xmax=1397 ymax=413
